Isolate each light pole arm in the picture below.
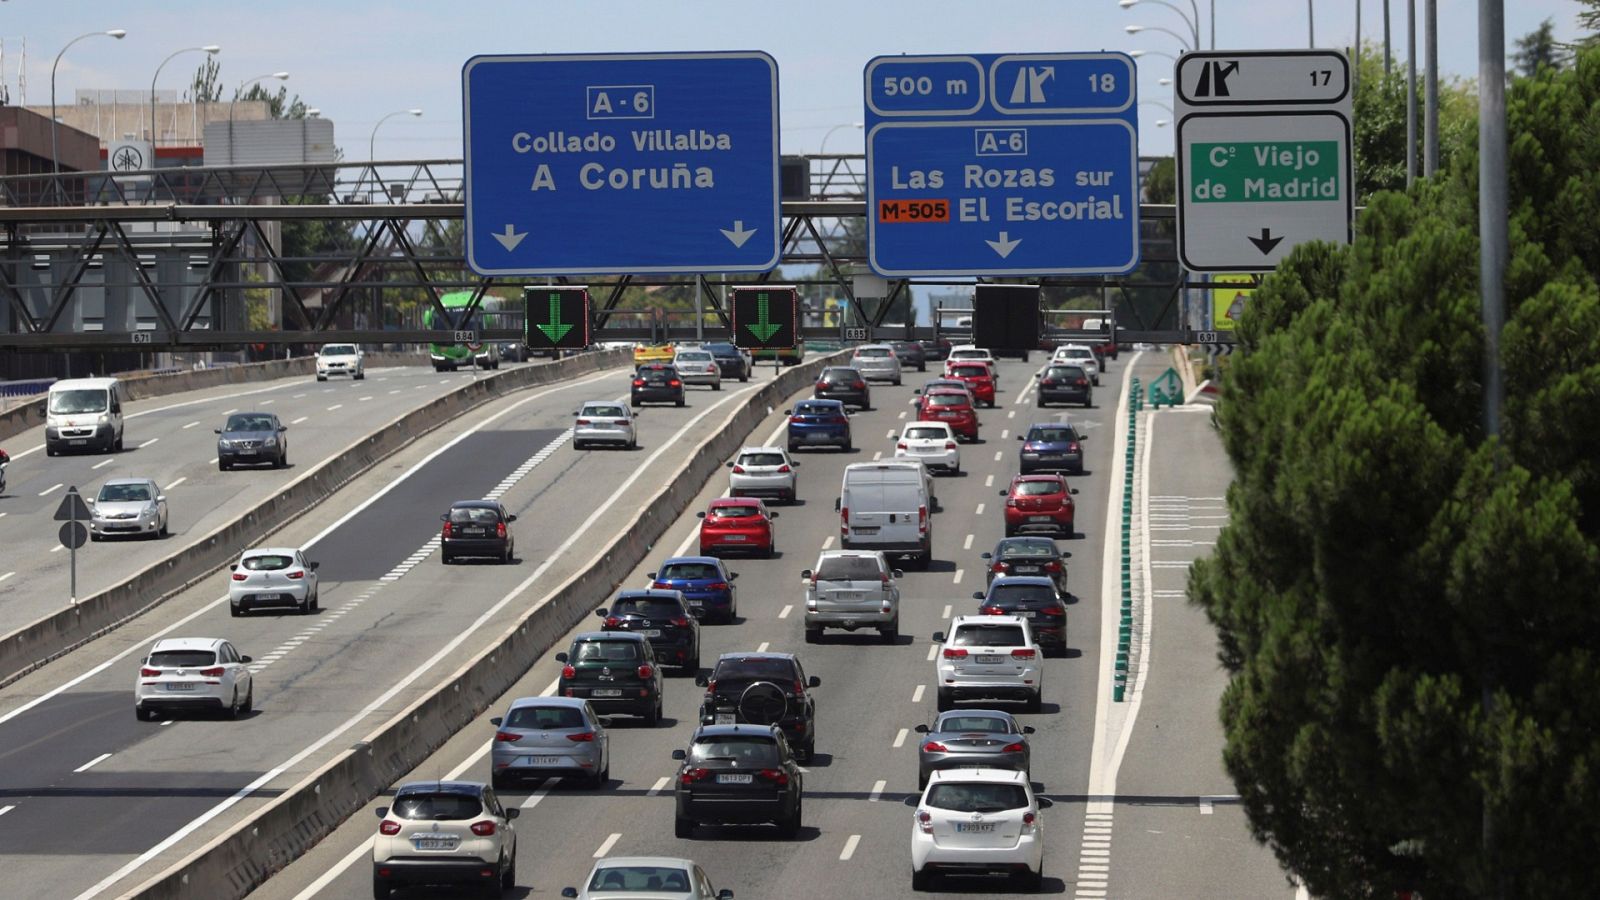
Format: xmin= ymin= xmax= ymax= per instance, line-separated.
xmin=1144 ymin=0 xmax=1202 ymax=48
xmin=1135 ymin=24 xmax=1194 ymax=51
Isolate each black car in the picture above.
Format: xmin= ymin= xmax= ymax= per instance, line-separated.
xmin=672 ymin=724 xmax=804 ymax=838
xmin=891 ymin=340 xmax=928 ymax=372
xmin=703 ymin=342 xmax=751 ymax=382
xmin=597 ymin=589 xmax=701 ymax=674
xmin=975 ymin=576 xmax=1069 ymax=654
xmin=632 ymin=363 xmax=686 ymax=407
xmin=556 ymin=632 xmax=664 ymax=725
xmin=982 ymin=536 xmax=1070 ymax=593
xmin=814 ymin=366 xmax=871 ymax=410
xmin=918 ymin=336 xmax=953 ymax=361
xmin=697 ymin=652 xmax=819 ymax=760
xmin=215 ymin=412 xmax=288 ymax=470
xmin=441 ymin=500 xmax=516 ymax=564
xmin=1035 ymin=364 xmax=1092 ymax=408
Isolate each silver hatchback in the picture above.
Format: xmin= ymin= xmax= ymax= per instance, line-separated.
xmin=574 ymin=401 xmax=638 ymax=450
xmin=89 ymin=477 xmax=169 ymax=540
xmin=850 ymin=344 xmax=903 ymax=385
xmin=490 ymin=696 xmax=610 ymax=789
xmin=802 ymin=550 xmax=901 ymax=643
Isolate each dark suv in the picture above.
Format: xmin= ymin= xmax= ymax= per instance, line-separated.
xmin=813 ymin=366 xmax=870 ymax=410
xmin=556 ymin=632 xmax=664 ymax=725
xmin=891 ymin=340 xmax=928 ymax=372
xmin=597 ymin=590 xmax=701 ymax=674
xmin=696 ymin=652 xmax=819 ymax=760
xmin=671 ymin=724 xmax=804 ymax=838
xmin=632 ymin=363 xmax=686 ymax=407
xmin=975 ymin=576 xmax=1069 ymax=654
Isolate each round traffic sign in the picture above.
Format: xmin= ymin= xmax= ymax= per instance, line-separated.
xmin=58 ymin=521 xmax=88 ymax=550
xmin=466 ymin=341 xmax=485 ymax=351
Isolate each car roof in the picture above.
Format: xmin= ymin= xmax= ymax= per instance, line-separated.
xmin=616 ymin=589 xmax=686 ymax=602
xmin=240 ymin=546 xmax=298 ymax=557
xmin=989 ymin=575 xmax=1058 ymax=588
xmin=693 ymin=722 xmax=782 ymax=739
xmin=738 ymin=445 xmax=785 ymax=454
xmin=714 ymin=651 xmax=797 ymax=663
xmin=997 ymin=536 xmax=1060 ymax=551
xmin=854 ymin=343 xmax=894 ymax=350
xmin=449 ymin=500 xmax=502 ymax=510
xmin=573 ymin=630 xmax=647 ymax=643
xmin=150 ymin=637 xmax=224 ymax=652
xmin=1013 ymin=474 xmax=1066 ymax=483
xmin=53 ymin=377 xmax=119 ymax=389
xmin=903 ymin=421 xmax=953 ymax=430
xmin=709 ymin=497 xmax=763 ymax=509
xmin=580 ymin=399 xmax=629 ymax=407
xmin=926 ymin=767 xmax=1029 ymax=785
xmin=101 ymin=477 xmax=155 ymax=486
xmin=508 ymin=695 xmax=589 ymax=711
xmin=675 ymin=348 xmax=712 ymax=355
xmin=816 ymin=549 xmax=885 ymax=560
xmin=661 ymin=555 xmax=722 ymax=566
xmin=394 ymin=780 xmax=486 ymax=796
xmin=951 ymin=614 xmax=1030 ymax=627
xmin=797 ymin=398 xmax=844 ymax=407
xmin=592 ymin=855 xmax=699 ymax=869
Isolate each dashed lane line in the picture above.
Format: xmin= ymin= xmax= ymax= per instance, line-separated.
xmin=38 ymin=483 xmax=63 ymax=496
xmin=648 ymin=776 xmax=671 ymax=796
xmin=164 ymin=477 xmax=186 ymax=491
xmin=91 ymin=459 xmax=115 ymax=470
xmin=779 ymin=604 xmax=792 ymax=619
xmin=926 ymin=644 xmax=938 ymax=661
xmin=73 ymin=753 xmax=112 ymax=773
xmin=291 ymin=416 xmax=309 ymax=425
xmin=869 ymin=780 xmax=886 ymax=801
xmin=839 ymin=834 xmax=861 ymax=861
xmin=911 ymin=685 xmax=925 ymax=703
xmin=892 ymin=728 xmax=908 ymax=748
xmin=594 ymin=833 xmax=622 ymax=858
xmin=182 ymin=421 xmax=199 ymax=430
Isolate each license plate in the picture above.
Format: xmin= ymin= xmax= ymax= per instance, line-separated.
xmin=530 ymin=756 xmax=561 ymax=766
xmin=851 ymin=526 xmax=879 ymax=535
xmin=1014 ymin=566 xmax=1040 ymax=574
xmin=956 ymin=822 xmax=996 ymax=833
xmin=592 ymin=689 xmax=622 ymax=697
xmin=975 ymin=655 xmax=1004 ymax=664
xmin=835 ymin=592 xmax=863 ymax=602
xmin=716 ymin=773 xmax=753 ymax=784
xmin=239 ymin=449 xmax=257 ymax=456
xmin=1029 ymin=516 xmax=1054 ymax=523
xmin=1017 ymin=610 xmax=1036 ymax=618
xmin=166 ymin=682 xmax=196 ymax=691
xmin=639 ymin=629 xmax=662 ymax=637
xmin=687 ymin=599 xmax=703 ymax=607
xmin=461 ymin=528 xmax=485 ymax=536
xmin=724 ymin=534 xmax=747 ymax=542
xmin=70 ymin=439 xmax=87 ymax=445
xmin=715 ymin=713 xmax=737 ymax=725
xmin=412 ymin=837 xmax=459 ymax=851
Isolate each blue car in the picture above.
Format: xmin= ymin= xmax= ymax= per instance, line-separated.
xmin=1018 ymin=421 xmax=1086 ymax=475
xmin=784 ymin=398 xmax=852 ymax=453
xmin=649 ymin=556 xmax=739 ymax=624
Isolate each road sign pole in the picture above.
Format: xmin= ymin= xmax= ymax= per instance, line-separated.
xmin=70 ymin=494 xmax=78 ymax=603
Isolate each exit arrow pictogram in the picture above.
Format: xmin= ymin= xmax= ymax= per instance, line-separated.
xmin=1247 ymin=227 xmax=1283 ymax=255
xmin=743 ymin=294 xmax=783 ymax=343
xmin=535 ymin=295 xmax=573 ymax=342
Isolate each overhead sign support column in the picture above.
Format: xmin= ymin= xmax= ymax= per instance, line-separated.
xmin=1175 ymin=50 xmax=1354 ymax=272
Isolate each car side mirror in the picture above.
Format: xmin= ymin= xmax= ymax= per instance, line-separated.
xmin=671 ymin=748 xmax=687 ymax=761
xmin=572 ymin=411 xmax=580 ymax=417
xmin=980 ymin=552 xmax=993 ymax=560
xmin=834 ymin=498 xmax=841 ymax=511
xmin=506 ymin=808 xmax=520 ymax=819
xmin=1037 ymin=797 xmax=1054 ymax=810
xmin=769 ymin=512 xmax=779 ymax=519
xmin=718 ymin=890 xmax=734 ymax=900
xmin=696 ymin=511 xmax=707 ymax=519
xmin=595 ymin=609 xmax=608 ymax=619
xmin=1062 ymin=551 xmax=1072 ymax=558
xmin=490 ymin=716 xmax=503 ymax=726
xmin=728 ymin=572 xmax=739 ymax=581
xmin=213 ymin=428 xmax=222 ymax=434
xmin=506 ymin=514 xmax=517 ymax=522
xmin=998 ymin=490 xmax=1007 ymax=496
xmin=279 ymin=425 xmax=287 ymax=432
xmin=562 ymin=888 xmax=580 ymax=899
xmin=1078 ymin=435 xmax=1088 ymax=442
xmin=646 ymin=572 xmax=656 ymax=580
xmin=555 ymin=651 xmax=569 ymax=663
xmin=800 ymin=569 xmax=813 ymax=581
xmin=156 ymin=495 xmax=166 ymax=503
xmin=781 ymin=409 xmax=791 ymax=415
xmin=240 ymin=655 xmax=253 ymax=663
xmin=1070 ymin=488 xmax=1079 ymax=495
xmin=1023 ymin=725 xmax=1036 ymax=734
xmin=791 ymin=461 xmax=800 ymax=467
xmin=932 ymin=631 xmax=946 ymax=642
xmin=1033 ymin=372 xmax=1042 ymax=379
xmin=972 ymin=591 xmax=985 ymax=600
xmin=913 ymin=723 xmax=929 ymax=734
xmin=375 ymin=807 xmax=388 ymax=818
xmin=307 ymin=561 xmax=320 ymax=571
xmin=1016 ymin=434 xmax=1025 ymax=441
xmin=808 ymin=676 xmax=821 ymax=688
xmin=902 ymin=795 xmax=920 ymax=807
xmin=892 ymin=569 xmax=903 ymax=579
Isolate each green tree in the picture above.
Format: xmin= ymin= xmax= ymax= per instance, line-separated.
xmin=1511 ymin=18 xmax=1566 ymax=77
xmin=1578 ymin=0 xmax=1600 ymax=48
xmin=1190 ymin=47 xmax=1600 ymax=899
xmin=1142 ymin=156 xmax=1174 ymax=204
xmin=1350 ymin=44 xmax=1477 ymax=201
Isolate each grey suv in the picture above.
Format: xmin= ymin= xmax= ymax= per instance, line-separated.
xmin=801 ymin=550 xmax=901 ymax=643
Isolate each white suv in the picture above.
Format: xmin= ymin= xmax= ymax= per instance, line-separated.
xmin=373 ymin=780 xmax=519 ymax=897
xmin=910 ymin=767 xmax=1050 ymax=891
xmin=895 ymin=421 xmax=961 ymax=474
xmin=134 ymin=637 xmax=254 ymax=720
xmin=932 ymin=615 xmax=1044 ymax=712
xmin=316 ymin=343 xmax=364 ymax=381
xmin=1051 ymin=344 xmax=1100 ymax=385
xmin=728 ymin=445 xmax=799 ymax=502
xmin=802 ymin=549 xmax=901 ymax=642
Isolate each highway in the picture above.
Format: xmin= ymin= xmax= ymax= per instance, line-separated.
xmin=0 ymin=359 xmax=787 ymax=900
xmin=238 ymin=352 xmax=1293 ymax=900
xmin=0 ymin=362 xmax=554 ymax=631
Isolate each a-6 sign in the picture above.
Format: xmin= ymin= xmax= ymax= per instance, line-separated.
xmin=524 ymin=286 xmax=591 ymax=350
xmin=730 ymin=286 xmax=798 ymax=350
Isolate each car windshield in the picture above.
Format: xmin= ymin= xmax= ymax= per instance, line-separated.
xmin=642 ymin=367 xmax=677 ymax=382
xmin=1027 ymin=427 xmax=1076 ymax=443
xmin=998 ymin=539 xmax=1057 ymax=560
xmin=925 ymin=782 xmax=1029 ymax=813
xmin=822 ymin=368 xmax=861 ymax=382
xmin=48 ymin=388 xmax=108 ymax=414
xmin=241 ymin=554 xmax=293 ymax=571
xmin=582 ymin=404 xmax=627 ymax=418
xmin=952 ymin=624 xmax=1027 ymax=646
xmin=392 ymin=793 xmax=483 ymax=821
xmin=926 ymin=394 xmax=967 ymax=407
xmin=588 ymin=865 xmax=693 ymax=892
xmin=503 ymin=705 xmax=585 ymax=730
xmin=951 ymin=365 xmax=988 ymax=378
xmin=676 ymin=352 xmax=712 ymax=362
xmin=712 ymin=504 xmax=762 ymax=519
xmin=225 ymin=414 xmax=274 ymax=432
xmin=612 ymin=597 xmax=684 ymax=619
xmin=321 ymin=344 xmax=356 ymax=356
xmin=952 ymin=350 xmax=987 ymax=359
xmin=1047 ymin=367 xmax=1085 ymax=379
xmin=148 ymin=649 xmax=215 ymax=668
xmin=575 ymin=640 xmax=641 ymax=662
xmin=1014 ymin=480 xmax=1063 ymax=496
xmin=855 ymin=347 xmax=891 ymax=358
xmin=706 ymin=344 xmax=739 ymax=357
xmin=98 ymin=483 xmax=152 ymax=502
xmin=690 ymin=736 xmax=780 ymax=766
xmin=449 ymin=506 xmax=503 ymax=524
xmin=1062 ymin=348 xmax=1093 ymax=358
xmin=904 ymin=426 xmax=948 ymax=440
xmin=739 ymin=452 xmax=786 ymax=467
xmin=816 ymin=555 xmax=883 ymax=580
xmin=659 ymin=562 xmax=721 ymax=580
xmin=794 ymin=403 xmax=837 ymax=417
xmin=713 ymin=657 xmax=795 ymax=680
xmin=989 ymin=583 xmax=1060 ymax=604
xmin=938 ymin=714 xmax=1013 ymax=734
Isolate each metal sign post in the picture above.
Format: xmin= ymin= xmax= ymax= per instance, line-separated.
xmin=54 ymin=486 xmax=91 ymax=603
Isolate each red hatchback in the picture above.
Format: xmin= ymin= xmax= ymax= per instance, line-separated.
xmin=1000 ymin=475 xmax=1078 ymax=538
xmin=945 ymin=362 xmax=997 ymax=408
xmin=915 ymin=389 xmax=980 ymax=441
xmin=697 ymin=498 xmax=778 ymax=558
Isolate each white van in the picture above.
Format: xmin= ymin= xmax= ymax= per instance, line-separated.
xmin=46 ymin=377 xmax=125 ymax=455
xmin=837 ymin=461 xmax=934 ymax=568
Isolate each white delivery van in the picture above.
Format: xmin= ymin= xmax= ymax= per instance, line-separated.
xmin=837 ymin=461 xmax=934 ymax=568
xmin=46 ymin=377 xmax=125 ymax=455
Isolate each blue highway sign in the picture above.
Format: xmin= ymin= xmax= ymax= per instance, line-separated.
xmin=864 ymin=53 xmax=1141 ymax=277
xmin=463 ymin=52 xmax=780 ymax=276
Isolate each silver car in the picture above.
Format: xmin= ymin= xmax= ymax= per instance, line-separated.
xmin=913 ymin=709 xmax=1035 ymax=788
xmin=563 ymin=856 xmax=733 ymax=899
xmin=88 ymin=477 xmax=168 ymax=540
xmin=802 ymin=550 xmax=901 ymax=643
xmin=849 ymin=344 xmax=903 ymax=385
xmin=727 ymin=445 xmax=799 ymax=502
xmin=228 ymin=546 xmax=320 ymax=616
xmin=490 ymin=696 xmax=610 ymax=789
xmin=574 ymin=401 xmax=638 ymax=450
xmin=673 ymin=349 xmax=723 ymax=390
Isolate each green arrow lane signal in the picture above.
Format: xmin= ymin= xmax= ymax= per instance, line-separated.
xmin=744 ymin=293 xmax=783 ymax=343
xmin=536 ymin=294 xmax=573 ymax=342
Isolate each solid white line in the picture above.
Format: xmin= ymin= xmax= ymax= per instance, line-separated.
xmin=778 ymin=604 xmax=792 ymax=619
xmin=164 ymin=477 xmax=186 ymax=491
xmin=38 ymin=483 xmax=63 ymax=496
xmin=50 ymin=545 xmax=64 ymax=554
xmin=181 ymin=421 xmax=199 ymax=430
xmin=869 ymin=780 xmax=886 ymax=801
xmin=892 ymin=728 xmax=908 ymax=748
xmin=289 ymin=838 xmax=374 ymax=900
xmin=911 ymin=685 xmax=925 ymax=703
xmin=91 ymin=459 xmax=115 ymax=470
xmin=594 ymin=832 xmax=622 ymax=858
xmin=839 ymin=834 xmax=861 ymax=861
xmin=648 ymin=776 xmax=671 ymax=796
xmin=73 ymin=753 xmax=112 ymax=773
xmin=0 ymin=572 xmax=13 ymax=584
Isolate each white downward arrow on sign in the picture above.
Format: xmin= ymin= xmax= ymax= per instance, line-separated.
xmin=985 ymin=232 xmax=1021 ymax=258
xmin=720 ymin=220 xmax=757 ymax=248
xmin=492 ymin=224 xmax=526 ymax=251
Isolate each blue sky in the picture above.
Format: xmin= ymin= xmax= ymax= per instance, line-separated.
xmin=1 ymin=0 xmax=1585 ymax=160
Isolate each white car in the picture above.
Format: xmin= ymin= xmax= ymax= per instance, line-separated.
xmin=910 ymin=767 xmax=1050 ymax=891
xmin=1051 ymin=344 xmax=1100 ymax=385
xmin=134 ymin=637 xmax=253 ymax=720
xmin=932 ymin=615 xmax=1043 ymax=712
xmin=895 ymin=422 xmax=961 ymax=474
xmin=316 ymin=343 xmax=364 ymax=381
xmin=673 ymin=349 xmax=723 ymax=390
xmin=373 ymin=780 xmax=518 ymax=897
xmin=728 ymin=445 xmax=799 ymax=502
xmin=228 ymin=546 xmax=320 ymax=616
xmin=947 ymin=345 xmax=999 ymax=386
xmin=562 ymin=856 xmax=732 ymax=899
xmin=574 ymin=401 xmax=638 ymax=450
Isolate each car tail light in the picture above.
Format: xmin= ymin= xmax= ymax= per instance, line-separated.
xmin=633 ymin=378 xmax=645 ymax=387
xmin=495 ymin=731 xmax=521 ymax=742
xmin=945 ymin=441 xmax=957 ymax=450
xmin=922 ymin=740 xmax=948 ymax=752
xmin=1041 ymin=605 xmax=1066 ymax=617
xmin=140 ymin=667 xmax=161 ymax=677
xmin=831 ymin=415 xmax=848 ymax=425
xmin=991 ymin=562 xmax=1008 ymax=574
xmin=897 ymin=442 xmax=908 ymax=450
xmin=604 ymin=616 xmax=621 ymax=627
xmin=732 ymin=464 xmax=746 ymax=474
xmin=612 ymin=419 xmax=630 ymax=426
xmin=637 ymin=665 xmax=654 ymax=679
xmin=561 ymin=665 xmax=576 ymax=679
xmin=918 ymin=504 xmax=928 ymax=534
xmin=668 ymin=379 xmax=682 ymax=387
xmin=1068 ymin=442 xmax=1080 ymax=453
xmin=470 ymin=821 xmax=497 ymax=836
xmin=1076 ymin=378 xmax=1088 ymax=386
xmin=1006 ymin=498 xmax=1018 ymax=508
xmin=708 ymin=582 xmax=729 ymax=592
xmin=980 ymin=605 xmax=1004 ymax=616
xmin=853 ymin=381 xmax=866 ymax=390
xmin=378 ymin=819 xmax=401 ymax=835
xmin=1044 ymin=560 xmax=1063 ymax=573
xmin=442 ymin=522 xmax=453 ymax=538
xmin=1041 ymin=378 xmax=1055 ymax=386
xmin=707 ymin=364 xmax=717 ymax=373
xmin=840 ymin=506 xmax=849 ymax=537
xmin=943 ymin=648 xmax=968 ymax=659
xmin=789 ymin=415 xmax=802 ymax=424
xmin=1022 ymin=811 xmax=1037 ymax=827
xmin=198 ymin=666 xmax=225 ymax=677
xmin=566 ymin=731 xmax=596 ymax=743
xmin=287 ymin=570 xmax=305 ymax=579
xmin=757 ymin=768 xmax=790 ymax=785
xmin=1011 ymin=648 xmax=1037 ymax=660
xmin=680 ymin=767 xmax=711 ymax=784
xmin=917 ymin=810 xmax=933 ymax=834
xmin=671 ymin=616 xmax=690 ymax=627
xmin=496 ymin=522 xmax=507 ymax=539
xmin=706 ymin=679 xmax=717 ymax=693
xmin=777 ymin=464 xmax=791 ymax=473
xmin=792 ymin=679 xmax=807 ymax=697
xmin=231 ymin=572 xmax=247 ymax=581
xmin=1003 ymin=741 xmax=1027 ymax=753
xmin=575 ymin=419 xmax=591 ymax=426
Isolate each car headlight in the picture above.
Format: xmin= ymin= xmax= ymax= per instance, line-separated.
xmin=217 ymin=439 xmax=232 ymax=448
xmin=262 ymin=436 xmax=278 ymax=446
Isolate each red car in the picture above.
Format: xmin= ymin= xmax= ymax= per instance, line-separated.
xmin=914 ymin=389 xmax=980 ymax=441
xmin=1000 ymin=474 xmax=1078 ymax=538
xmin=697 ymin=497 xmax=778 ymax=557
xmin=945 ymin=362 xmax=997 ymax=407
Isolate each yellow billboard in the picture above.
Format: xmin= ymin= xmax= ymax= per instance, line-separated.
xmin=1212 ymin=274 xmax=1255 ymax=332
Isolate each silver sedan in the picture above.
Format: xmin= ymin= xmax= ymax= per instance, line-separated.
xmin=913 ymin=709 xmax=1034 ymax=788
xmin=574 ymin=401 xmax=638 ymax=450
xmin=88 ymin=477 xmax=168 ymax=540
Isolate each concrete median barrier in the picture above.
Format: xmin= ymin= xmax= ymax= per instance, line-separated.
xmin=125 ymin=352 xmax=846 ymax=900
xmin=0 ymin=350 xmax=629 ymax=688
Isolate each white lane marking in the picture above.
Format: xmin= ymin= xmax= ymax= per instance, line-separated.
xmin=1000 ymin=429 xmax=1009 ymax=439
xmin=389 ymin=389 xmax=402 ymax=395
xmin=869 ymin=780 xmax=886 ymax=801
xmin=984 ymin=474 xmax=993 ymax=487
xmin=911 ymin=685 xmax=925 ymax=703
xmin=940 ymin=604 xmax=951 ymax=619
xmin=1295 ymin=882 xmax=1311 ymax=900
xmin=962 ymin=534 xmax=973 ymax=550
xmin=0 ymin=805 xmax=13 ymax=817
xmin=974 ymin=503 xmax=985 ymax=515
xmin=523 ymin=781 xmax=560 ymax=809
xmin=38 ymin=482 xmax=63 ymax=496
xmin=326 ymin=404 xmax=343 ymax=412
xmin=181 ymin=421 xmax=199 ymax=430
xmin=953 ymin=568 xmax=964 ymax=585
xmin=898 ymin=410 xmax=907 ymax=419
xmin=1008 ymin=410 xmax=1016 ymax=419
xmin=292 ymin=394 xmax=307 ymax=399
xmin=290 ymin=837 xmax=375 ymax=900
xmin=260 ymin=399 xmax=275 ymax=405
xmin=139 ymin=438 xmax=159 ymax=448
xmin=648 ymin=776 xmax=670 ymax=796
xmin=208 ymin=458 xmax=217 ymax=465
xmin=926 ymin=644 xmax=938 ymax=661
xmin=291 ymin=416 xmax=309 ymax=425
xmin=50 ymin=545 xmax=64 ymax=553
xmin=359 ymin=396 xmax=373 ymax=402
xmin=160 ymin=719 xmax=175 ymax=727
xmin=223 ymin=409 xmax=239 ymax=415
xmin=163 ymin=477 xmax=186 ymax=491
xmin=892 ymin=728 xmax=908 ymax=748
xmin=993 ymin=450 xmax=1002 ymax=461
xmin=594 ymin=832 xmax=622 ymax=858
xmin=778 ymin=604 xmax=792 ymax=619
xmin=0 ymin=572 xmax=13 ymax=584
xmin=73 ymin=753 xmax=112 ymax=773
xmin=872 ymin=451 xmax=882 ymax=461
xmin=91 ymin=459 xmax=115 ymax=470
xmin=839 ymin=834 xmax=861 ymax=861
xmin=886 ymin=429 xmax=896 ymax=438
xmin=757 ymin=641 xmax=770 ymax=652
xmin=821 ymin=535 xmax=834 ymax=550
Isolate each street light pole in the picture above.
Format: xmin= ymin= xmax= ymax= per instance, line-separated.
xmin=151 ymin=44 xmax=219 ymax=148
xmin=1424 ymin=0 xmax=1439 ymax=175
xmin=370 ymin=108 xmax=423 ymax=162
xmin=1124 ymin=24 xmax=1194 ymax=52
xmin=1308 ymin=0 xmax=1315 ymax=47
xmin=1119 ymin=0 xmax=1200 ymax=50
xmin=51 ymin=29 xmax=127 ymax=192
xmin=229 ymin=72 xmax=290 ymax=165
xmin=1406 ymin=0 xmax=1417 ymax=187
